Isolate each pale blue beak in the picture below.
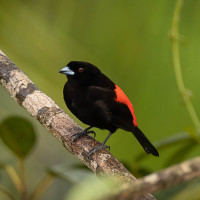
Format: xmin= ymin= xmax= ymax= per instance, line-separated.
xmin=59 ymin=66 xmax=75 ymax=75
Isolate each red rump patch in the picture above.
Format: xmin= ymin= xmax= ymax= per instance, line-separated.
xmin=114 ymin=85 xmax=138 ymax=126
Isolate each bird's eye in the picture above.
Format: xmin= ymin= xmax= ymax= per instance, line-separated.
xmin=78 ymin=68 xmax=84 ymax=73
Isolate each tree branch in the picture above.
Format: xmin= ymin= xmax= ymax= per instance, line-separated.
xmin=107 ymin=157 xmax=200 ymax=200
xmin=0 ymin=50 xmax=155 ymax=200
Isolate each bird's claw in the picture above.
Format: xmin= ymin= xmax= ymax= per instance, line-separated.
xmin=87 ymin=130 xmax=96 ymax=138
xmin=88 ymin=144 xmax=110 ymax=157
xmin=105 ymin=145 xmax=110 ymax=150
xmin=71 ymin=129 xmax=96 ymax=142
xmin=70 ymin=132 xmax=83 ymax=142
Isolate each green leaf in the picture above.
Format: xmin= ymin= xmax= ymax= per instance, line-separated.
xmin=64 ymin=176 xmax=116 ymax=200
xmin=0 ymin=162 xmax=5 ymax=169
xmin=164 ymin=141 xmax=197 ymax=167
xmin=0 ymin=116 xmax=36 ymax=158
xmin=171 ymin=179 xmax=200 ymax=200
xmin=49 ymin=162 xmax=92 ymax=183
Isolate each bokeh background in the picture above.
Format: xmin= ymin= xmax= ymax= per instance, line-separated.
xmin=0 ymin=0 xmax=200 ymax=199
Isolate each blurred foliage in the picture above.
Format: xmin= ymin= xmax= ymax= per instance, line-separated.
xmin=0 ymin=116 xmax=36 ymax=158
xmin=0 ymin=116 xmax=93 ymax=200
xmin=170 ymin=179 xmax=200 ymax=200
xmin=0 ymin=116 xmax=47 ymax=200
xmin=49 ymin=162 xmax=92 ymax=183
xmin=155 ymin=178 xmax=200 ymax=200
xmin=0 ymin=0 xmax=200 ymax=199
xmin=64 ymin=176 xmax=115 ymax=200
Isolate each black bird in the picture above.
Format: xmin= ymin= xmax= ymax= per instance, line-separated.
xmin=59 ymin=61 xmax=159 ymax=157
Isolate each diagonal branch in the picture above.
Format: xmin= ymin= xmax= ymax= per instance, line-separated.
xmin=0 ymin=50 xmax=155 ymax=200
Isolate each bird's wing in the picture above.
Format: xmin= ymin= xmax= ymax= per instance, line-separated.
xmin=111 ymin=104 xmax=135 ymax=131
xmin=88 ymin=86 xmax=135 ymax=130
xmin=87 ymin=86 xmax=115 ymax=123
xmin=87 ymin=86 xmax=115 ymax=101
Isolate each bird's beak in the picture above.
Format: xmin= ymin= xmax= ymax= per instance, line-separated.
xmin=59 ymin=66 xmax=75 ymax=75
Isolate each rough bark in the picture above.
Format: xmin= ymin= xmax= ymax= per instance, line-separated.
xmin=0 ymin=50 xmax=155 ymax=200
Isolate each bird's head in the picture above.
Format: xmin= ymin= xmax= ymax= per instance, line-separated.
xmin=59 ymin=61 xmax=101 ymax=85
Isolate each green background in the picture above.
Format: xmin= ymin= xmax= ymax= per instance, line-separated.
xmin=0 ymin=0 xmax=200 ymax=199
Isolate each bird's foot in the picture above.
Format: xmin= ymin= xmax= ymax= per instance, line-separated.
xmin=87 ymin=130 xmax=96 ymax=139
xmin=88 ymin=144 xmax=110 ymax=157
xmin=71 ymin=129 xmax=96 ymax=142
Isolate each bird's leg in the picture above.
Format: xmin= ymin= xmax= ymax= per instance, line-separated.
xmin=88 ymin=132 xmax=113 ymax=157
xmin=71 ymin=126 xmax=96 ymax=142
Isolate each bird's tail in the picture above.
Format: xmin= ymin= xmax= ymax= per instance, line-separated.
xmin=132 ymin=126 xmax=159 ymax=157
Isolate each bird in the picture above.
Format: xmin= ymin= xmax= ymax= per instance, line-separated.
xmin=59 ymin=61 xmax=159 ymax=157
